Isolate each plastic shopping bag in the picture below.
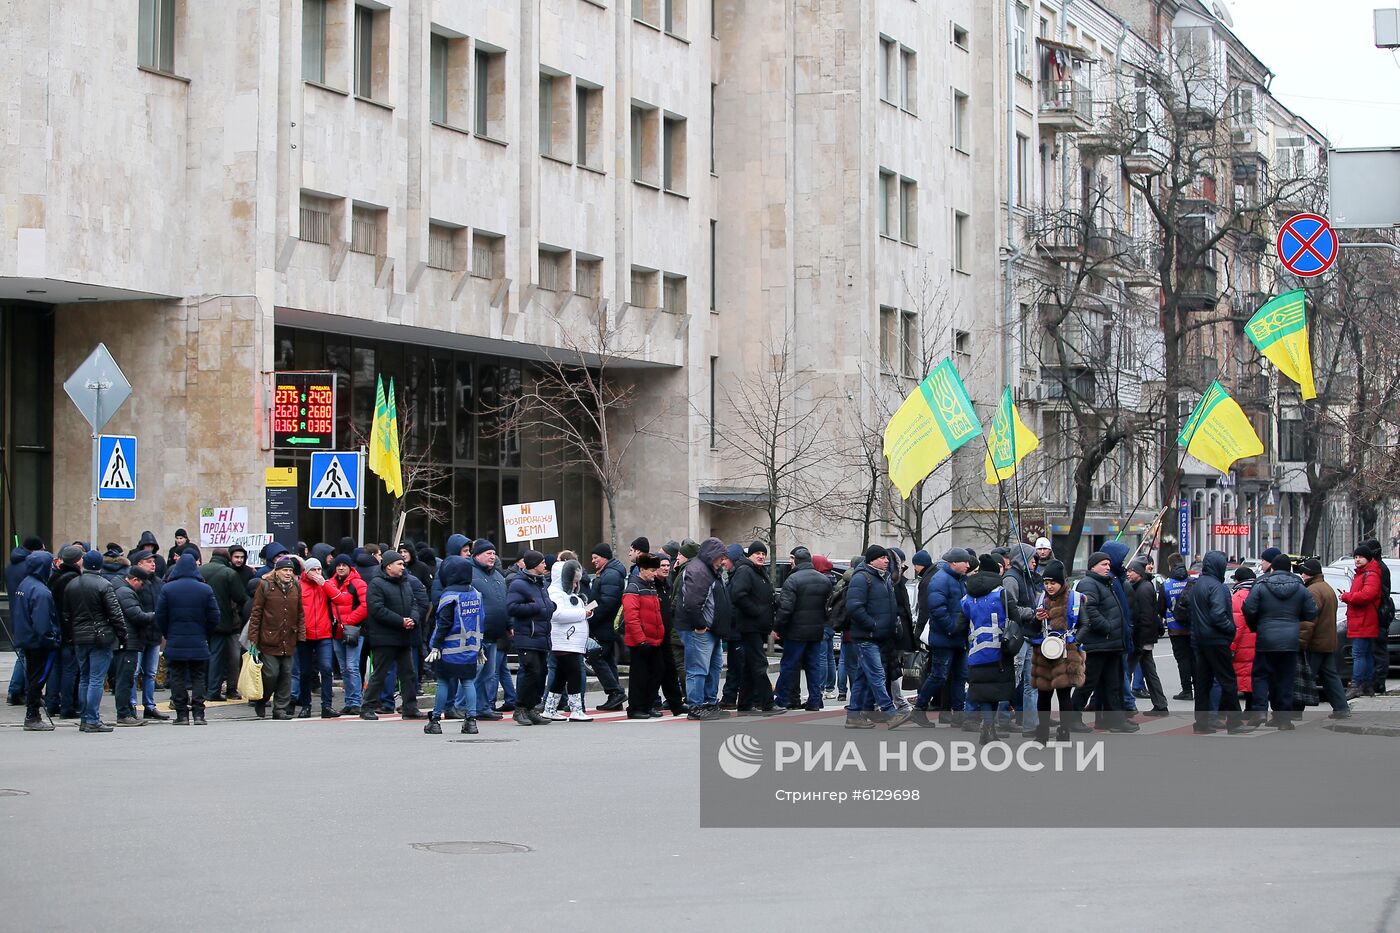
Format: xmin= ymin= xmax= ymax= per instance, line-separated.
xmin=237 ymin=648 xmax=264 ymax=701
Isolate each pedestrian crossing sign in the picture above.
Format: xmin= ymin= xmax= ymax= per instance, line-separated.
xmin=97 ymin=435 xmax=137 ymax=501
xmin=308 ymin=451 xmax=360 ymax=509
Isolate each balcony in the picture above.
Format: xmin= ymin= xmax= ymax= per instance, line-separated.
xmin=1177 ymin=263 xmax=1219 ymax=312
xmin=1124 ymin=136 xmax=1168 ymax=175
xmin=1234 ymin=372 xmax=1272 ymax=407
xmin=1039 ymin=80 xmax=1094 ymax=133
xmin=1179 ymin=352 xmax=1220 ymax=389
xmin=1040 ymin=307 xmax=1108 ymax=371
xmin=1026 ymin=211 xmax=1086 ymax=261
xmin=1089 ymin=228 xmax=1144 ymax=280
xmin=1231 ymin=127 xmax=1270 ymax=184
xmin=1039 ymin=369 xmax=1099 ymax=404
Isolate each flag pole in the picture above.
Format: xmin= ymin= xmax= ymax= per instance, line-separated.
xmin=975 ymin=390 xmax=1032 ymax=578
xmin=357 ymin=443 xmax=367 ymax=545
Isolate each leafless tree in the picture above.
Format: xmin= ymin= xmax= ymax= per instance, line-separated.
xmin=350 ymin=402 xmax=453 ymax=545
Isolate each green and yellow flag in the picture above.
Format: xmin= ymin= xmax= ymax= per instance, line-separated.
xmin=1177 ymin=380 xmax=1264 ymax=475
xmin=1244 ymin=289 xmax=1315 ymax=400
xmin=984 ymin=387 xmax=1040 ymax=485
xmin=883 ymin=359 xmax=983 ymax=499
xmin=369 ymin=375 xmax=404 ymax=497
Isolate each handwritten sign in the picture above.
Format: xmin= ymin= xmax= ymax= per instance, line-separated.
xmin=200 ymin=507 xmax=249 ymax=547
xmin=502 ymin=500 xmax=559 ymax=543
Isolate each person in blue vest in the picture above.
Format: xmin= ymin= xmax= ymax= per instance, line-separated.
xmin=1161 ymin=554 xmax=1194 ymax=700
xmin=1028 ymin=560 xmax=1086 ymax=743
xmin=423 ymin=556 xmax=483 ymax=736
xmin=913 ymin=548 xmax=973 ymax=725
xmin=962 ymin=554 xmax=1018 ymax=745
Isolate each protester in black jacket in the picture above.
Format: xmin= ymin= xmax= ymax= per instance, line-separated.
xmin=507 ymin=551 xmax=555 ymax=725
xmin=156 ymin=554 xmax=220 ymax=725
xmin=44 ymin=547 xmax=84 ymax=718
xmin=1242 ymin=554 xmax=1318 ymax=727
xmin=112 ymin=567 xmax=157 ymax=726
xmin=1071 ymin=552 xmax=1135 ymax=732
xmin=360 ymin=552 xmax=422 ymax=720
xmin=728 ymin=542 xmax=777 ymax=714
xmin=1190 ymin=550 xmax=1252 ymax=734
xmin=64 ymin=550 xmax=126 ymax=732
xmin=774 ymin=547 xmax=833 ymax=711
xmin=588 ymin=545 xmax=628 ymax=710
xmin=1127 ymin=559 xmax=1169 ymax=715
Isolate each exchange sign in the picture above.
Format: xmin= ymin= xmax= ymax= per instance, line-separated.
xmin=273 ymin=372 xmax=336 ymax=449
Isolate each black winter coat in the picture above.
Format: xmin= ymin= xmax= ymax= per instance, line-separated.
xmin=589 ymin=558 xmax=627 ymax=642
xmin=846 ymin=564 xmax=897 ymax=642
xmin=915 ymin=570 xmax=933 ymax=639
xmin=65 ymin=572 xmax=126 ymax=647
xmin=1189 ymin=551 xmax=1236 ymax=647
xmin=49 ymin=564 xmax=82 ymax=644
xmin=156 ymin=556 xmax=220 ymax=661
xmin=892 ymin=573 xmax=915 ymax=651
xmin=507 ymin=571 xmax=555 ymax=652
xmin=677 ymin=539 xmax=733 ymax=639
xmin=1242 ymin=571 xmax=1318 ymax=653
xmin=1130 ymin=577 xmax=1162 ymax=649
xmin=729 ymin=558 xmax=775 ymax=635
xmin=115 ymin=580 xmax=158 ymax=651
xmin=201 ymin=554 xmax=248 ymax=634
xmin=776 ymin=560 xmax=833 ymax=642
xmin=366 ymin=571 xmax=417 ymax=647
xmin=1074 ymin=571 xmax=1125 ymax=653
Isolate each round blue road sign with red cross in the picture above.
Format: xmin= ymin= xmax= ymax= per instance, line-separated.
xmin=1276 ymin=212 xmax=1337 ymax=277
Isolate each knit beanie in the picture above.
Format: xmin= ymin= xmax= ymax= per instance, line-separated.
xmin=977 ymin=554 xmax=1002 ymax=575
xmin=726 ymin=543 xmax=746 ymax=563
xmin=679 ymin=539 xmax=700 ymax=559
xmin=592 ymin=543 xmax=614 ymax=560
xmin=912 ymin=550 xmax=932 ymax=569
xmin=82 ymin=549 xmax=103 ymax=571
xmin=1087 ymin=551 xmax=1111 ymax=570
xmin=748 ymin=540 xmax=768 ymax=555
xmin=472 ymin=539 xmax=497 ymax=557
xmin=662 ymin=540 xmax=680 ymax=560
xmin=1271 ymin=554 xmax=1294 ymax=573
xmin=1041 ymin=560 xmax=1066 ymax=584
xmin=630 ymin=536 xmax=650 ymax=554
xmin=863 ymin=545 xmax=888 ymax=564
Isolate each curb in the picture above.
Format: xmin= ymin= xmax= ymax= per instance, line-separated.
xmin=1323 ymin=721 xmax=1400 ymax=737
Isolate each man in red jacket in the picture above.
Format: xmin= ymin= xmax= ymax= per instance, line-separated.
xmin=296 ymin=557 xmax=341 ymax=718
xmin=326 ymin=554 xmax=368 ymax=714
xmin=1341 ymin=546 xmax=1384 ymax=699
xmin=623 ymin=554 xmax=666 ymax=720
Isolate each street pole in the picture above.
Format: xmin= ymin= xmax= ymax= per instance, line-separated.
xmin=357 ymin=444 xmax=367 ymax=545
xmin=88 ymin=384 xmax=104 ymax=546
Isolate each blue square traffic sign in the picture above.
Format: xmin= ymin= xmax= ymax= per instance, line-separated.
xmin=97 ymin=435 xmax=136 ymax=501
xmin=309 ymin=451 xmax=360 ymax=509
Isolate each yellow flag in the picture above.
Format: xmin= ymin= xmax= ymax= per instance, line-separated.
xmin=984 ymin=387 xmax=1041 ymax=485
xmin=1177 ymin=380 xmax=1264 ymax=475
xmin=368 ymin=375 xmax=403 ymax=497
xmin=1244 ymin=289 xmax=1315 ymax=400
xmin=883 ymin=359 xmax=983 ymax=499
xmin=385 ymin=377 xmax=404 ymax=497
xmin=368 ymin=375 xmax=388 ymax=478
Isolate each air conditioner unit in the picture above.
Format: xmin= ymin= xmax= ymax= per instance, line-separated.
xmin=1232 ymin=128 xmax=1254 ymax=145
xmin=1273 ymin=464 xmax=1286 ymax=482
xmin=1098 ymin=483 xmax=1115 ymax=503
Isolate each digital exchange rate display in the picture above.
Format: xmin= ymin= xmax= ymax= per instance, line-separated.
xmin=272 ymin=372 xmax=336 ymax=449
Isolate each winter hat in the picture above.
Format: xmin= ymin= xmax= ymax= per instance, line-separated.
xmin=1086 ymin=551 xmax=1112 ymax=570
xmin=182 ymin=544 xmax=202 ymax=563
xmin=863 ymin=544 xmax=888 ymax=564
xmin=303 ymin=557 xmax=322 ymax=573
xmin=21 ymin=535 xmax=44 ymax=551
xmin=977 ymin=554 xmax=1002 ymax=575
xmin=811 ymin=555 xmax=834 ymax=574
xmin=104 ymin=542 xmax=124 ymax=558
xmin=1041 ymin=560 xmax=1066 ymax=584
xmin=748 ymin=540 xmax=768 ymax=556
xmin=1128 ymin=558 xmax=1150 ymax=578
xmin=790 ymin=545 xmax=812 ymax=562
xmin=59 ymin=544 xmax=84 ymax=564
xmin=941 ymin=547 xmax=974 ymax=565
xmin=630 ymin=536 xmax=651 ymax=554
xmin=521 ymin=549 xmax=546 ymax=571
xmin=1271 ymin=554 xmax=1294 ymax=573
xmin=1035 ymin=537 xmax=1053 ymax=550
xmin=333 ymin=554 xmax=354 ymax=568
xmin=1354 ymin=545 xmax=1373 ymax=560
xmin=1299 ymin=558 xmax=1323 ymax=578
xmin=229 ymin=545 xmax=247 ymax=559
xmin=126 ymin=565 xmax=152 ymax=582
xmin=82 ymin=549 xmax=103 ymax=571
xmin=381 ymin=552 xmax=405 ymax=572
xmin=1259 ymin=546 xmax=1283 ymax=565
xmin=472 ymin=539 xmax=497 ymax=557
xmin=889 ymin=547 xmax=906 ymax=566
xmin=592 ymin=543 xmax=614 ymax=560
xmin=680 ymin=538 xmax=700 ymax=559
xmin=912 ymin=550 xmax=932 ymax=569
xmin=174 ymin=528 xmax=189 ymax=539
xmin=274 ymin=556 xmax=297 ymax=570
xmin=726 ymin=543 xmax=746 ymax=563
xmin=663 ymin=540 xmax=681 ymax=560
xmin=1233 ymin=566 xmax=1256 ymax=582
xmin=636 ymin=553 xmax=662 ymax=570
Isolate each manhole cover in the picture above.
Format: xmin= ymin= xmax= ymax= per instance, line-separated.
xmin=449 ymin=738 xmax=518 ymax=744
xmin=0 ymin=789 xmax=29 ymax=797
xmin=411 ymin=841 xmax=531 ymax=855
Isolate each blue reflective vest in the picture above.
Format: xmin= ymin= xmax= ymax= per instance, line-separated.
xmin=1031 ymin=589 xmax=1082 ymax=645
xmin=963 ymin=586 xmax=1010 ymax=667
xmin=1163 ymin=576 xmax=1189 ymax=634
xmin=435 ymin=589 xmax=484 ymax=669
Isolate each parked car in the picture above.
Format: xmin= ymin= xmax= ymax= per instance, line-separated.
xmin=1325 ymin=558 xmax=1400 ymax=682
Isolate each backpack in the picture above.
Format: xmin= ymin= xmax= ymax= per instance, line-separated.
xmin=1379 ymin=568 xmax=1396 ymax=631
xmin=826 ymin=576 xmax=851 ymax=632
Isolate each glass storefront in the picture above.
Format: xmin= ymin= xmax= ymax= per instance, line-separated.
xmin=1 ymin=304 xmax=55 ymax=582
xmin=273 ymin=325 xmax=603 ymax=556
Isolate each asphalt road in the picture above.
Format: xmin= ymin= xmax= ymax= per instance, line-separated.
xmin=3 ymin=651 xmax=1400 ymax=931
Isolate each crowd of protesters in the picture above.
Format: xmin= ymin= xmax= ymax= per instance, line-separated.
xmin=4 ymin=527 xmax=1389 ymax=739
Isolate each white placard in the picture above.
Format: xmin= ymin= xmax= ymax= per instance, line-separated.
xmin=199 ymin=507 xmax=249 ymax=547
xmin=501 ymin=500 xmax=559 ymax=543
xmin=229 ymin=533 xmax=275 ymax=567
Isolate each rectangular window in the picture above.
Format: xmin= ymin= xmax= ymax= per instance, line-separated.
xmin=474 ymin=45 xmax=506 ymax=138
xmin=350 ymin=205 xmax=381 ymax=255
xmin=429 ymin=30 xmax=469 ymax=127
xmin=1015 ymin=133 xmax=1029 ymax=206
xmin=427 ymin=222 xmax=463 ymax=271
xmin=899 ymin=177 xmax=917 ymax=245
xmin=303 ymin=0 xmax=326 ymax=82
xmin=879 ymin=306 xmax=897 ymax=372
xmin=663 ymin=114 xmax=687 ymax=193
xmin=539 ymin=71 xmax=572 ymax=159
xmin=954 ymin=211 xmax=969 ymax=272
xmin=879 ymin=36 xmax=896 ymax=102
xmin=879 ymin=169 xmax=896 ymax=238
xmin=900 ymin=47 xmax=917 ymax=113
xmin=576 ymin=82 xmax=602 ymax=168
xmin=1013 ymin=4 xmax=1029 ymax=77
xmin=664 ymin=273 xmax=687 ymax=314
xmin=472 ymin=230 xmax=505 ymax=279
xmin=952 ymin=23 xmax=969 ymax=50
xmin=138 ymin=0 xmax=176 ymax=73
xmin=709 ymin=356 xmax=718 ymax=448
xmin=901 ymin=311 xmax=918 ymax=377
xmin=633 ymin=0 xmax=660 ymax=26
xmin=576 ymin=256 xmax=602 ymax=299
xmin=631 ymin=103 xmax=659 ymax=185
xmin=953 ymin=329 xmax=971 ymax=373
xmin=953 ymin=90 xmax=969 ymax=151
xmin=630 ymin=266 xmax=659 ymax=308
xmin=663 ymin=0 xmax=686 ymax=37
xmin=353 ymin=4 xmax=374 ymax=98
xmin=538 ymin=246 xmax=570 ymax=292
xmin=710 ymin=82 xmax=717 ymax=173
xmin=429 ymin=33 xmax=448 ymax=122
xmin=299 ymin=193 xmax=333 ymax=245
xmin=1275 ymin=135 xmax=1305 ymax=178
xmin=709 ymin=219 xmax=717 ymax=311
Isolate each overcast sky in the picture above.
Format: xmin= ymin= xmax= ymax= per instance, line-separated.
xmin=1223 ymin=0 xmax=1400 ymax=147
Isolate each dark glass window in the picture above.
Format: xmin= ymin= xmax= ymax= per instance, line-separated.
xmin=453 ymin=359 xmax=474 ymax=462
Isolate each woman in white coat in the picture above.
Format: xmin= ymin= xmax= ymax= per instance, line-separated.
xmin=544 ymin=556 xmax=593 ymax=722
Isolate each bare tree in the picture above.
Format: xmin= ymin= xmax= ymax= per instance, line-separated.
xmin=350 ymin=403 xmax=453 ymax=544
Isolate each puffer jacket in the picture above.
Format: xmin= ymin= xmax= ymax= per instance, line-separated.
xmin=1188 ymin=551 xmax=1236 ymax=647
xmin=365 ymin=561 xmax=417 ymax=648
xmin=622 ymin=575 xmax=665 ymax=648
xmin=325 ymin=569 xmax=368 ymax=629
xmin=507 ymin=570 xmax=555 ymax=652
xmin=300 ymin=572 xmax=338 ymax=640
xmin=589 ymin=557 xmax=627 ymax=642
xmin=115 ymin=578 xmax=158 ymax=651
xmin=472 ymin=559 xmax=511 ymax=641
xmin=1303 ymin=576 xmax=1339 ymax=653
xmin=1130 ymin=576 xmax=1162 ymax=649
xmin=1001 ymin=544 xmax=1040 ymax=626
xmin=200 ymin=554 xmax=248 ymax=634
xmin=1074 ymin=570 xmax=1125 ymax=653
xmin=548 ymin=561 xmax=590 ymax=653
xmin=1242 ymin=571 xmax=1318 ymax=653
xmin=776 ymin=559 xmax=833 ymax=642
xmin=729 ymin=556 xmax=775 ymax=635
xmin=156 ymin=554 xmax=220 ymax=661
xmin=846 ymin=563 xmax=896 ymax=642
xmin=678 ymin=538 xmax=733 ymax=639
xmin=925 ymin=565 xmax=969 ymax=648
xmin=1230 ymin=584 xmax=1257 ymax=693
xmin=1340 ymin=559 xmax=1384 ymax=640
xmin=66 ymin=571 xmax=126 ymax=648
xmin=11 ymin=552 xmax=58 ymax=651
xmin=247 ymin=574 xmax=305 ymax=656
